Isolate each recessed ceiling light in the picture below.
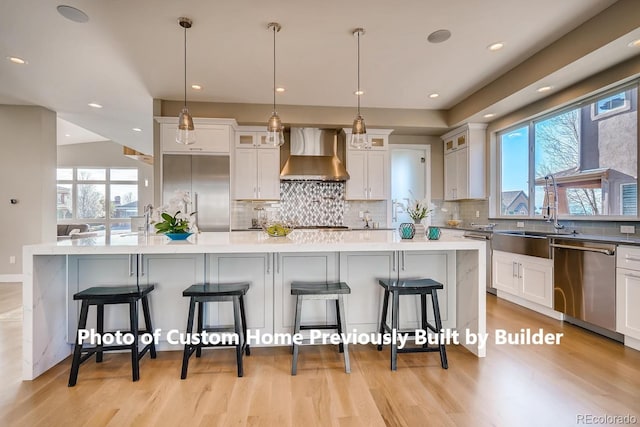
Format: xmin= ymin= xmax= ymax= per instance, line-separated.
xmin=427 ymin=29 xmax=451 ymax=44
xmin=354 ymin=90 xmax=364 ymax=96
xmin=487 ymin=42 xmax=504 ymax=51
xmin=88 ymin=102 xmax=103 ymax=109
xmin=537 ymin=86 xmax=553 ymax=93
xmin=628 ymin=39 xmax=640 ymax=48
xmin=64 ymin=133 xmax=71 ymax=137
xmin=428 ymin=93 xmax=439 ymax=99
xmin=7 ymin=56 xmax=27 ymax=65
xmin=483 ymin=113 xmax=496 ymax=118
xmin=275 ymin=87 xmax=286 ymax=93
xmin=132 ymin=128 xmax=142 ymax=132
xmin=56 ymin=5 xmax=89 ymax=23
xmin=191 ymin=84 xmax=202 ymax=90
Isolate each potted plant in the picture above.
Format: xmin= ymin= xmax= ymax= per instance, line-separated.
xmin=151 ymin=191 xmax=196 ymax=240
xmin=401 ymin=195 xmax=433 ymax=238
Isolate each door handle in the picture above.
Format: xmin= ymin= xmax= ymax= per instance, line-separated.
xmin=513 ymin=261 xmax=517 ymax=278
xmin=518 ymin=263 xmax=522 ymax=279
xmin=624 ymin=272 xmax=640 ymax=279
xmin=276 ymin=253 xmax=280 ymax=274
xmin=401 ymin=251 xmax=406 ymax=271
xmin=128 ymin=254 xmax=134 ymax=277
xmin=193 ymin=192 xmax=199 ymax=230
xmin=392 ymin=251 xmax=396 ymax=272
xmin=266 ymin=253 xmax=271 ymax=274
xmin=139 ymin=254 xmax=145 ymax=277
xmin=625 ymin=256 xmax=640 ymax=262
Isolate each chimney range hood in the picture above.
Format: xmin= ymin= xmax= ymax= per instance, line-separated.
xmin=280 ymin=128 xmax=350 ymax=181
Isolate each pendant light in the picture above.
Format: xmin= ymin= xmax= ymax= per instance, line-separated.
xmin=350 ymin=28 xmax=369 ymax=149
xmin=176 ymin=17 xmax=195 ymax=145
xmin=266 ymin=22 xmax=284 ymax=147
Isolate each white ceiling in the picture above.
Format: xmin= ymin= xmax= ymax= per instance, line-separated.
xmin=0 ymin=0 xmax=633 ymax=153
xmin=56 ymin=117 xmax=109 ymax=145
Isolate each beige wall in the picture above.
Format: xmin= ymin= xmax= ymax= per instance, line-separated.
xmin=57 ymin=141 xmax=154 ymax=215
xmin=0 ymin=105 xmax=56 ymax=277
xmin=160 ymin=100 xmax=448 ymax=135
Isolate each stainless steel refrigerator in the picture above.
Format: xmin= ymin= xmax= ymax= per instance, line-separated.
xmin=162 ymin=154 xmax=230 ymax=231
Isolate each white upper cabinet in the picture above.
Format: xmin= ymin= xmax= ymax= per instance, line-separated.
xmin=441 ymin=123 xmax=486 ymax=200
xmin=342 ymin=128 xmax=393 ymax=200
xmin=233 ymin=126 xmax=281 ymax=200
xmin=156 ymin=117 xmax=237 ymax=154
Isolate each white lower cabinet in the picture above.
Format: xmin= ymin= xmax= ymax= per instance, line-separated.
xmin=616 ymin=246 xmax=640 ymax=341
xmin=399 ymin=251 xmax=457 ymax=330
xmin=207 ymin=253 xmax=274 ymax=336
xmin=339 ymin=250 xmax=457 ymax=332
xmin=141 ymin=254 xmax=206 ymax=339
xmin=273 ymin=252 xmax=339 ymax=334
xmin=492 ymin=250 xmax=553 ymax=308
xmin=339 ymin=252 xmax=395 ymax=333
xmin=67 ymin=254 xmax=206 ymax=343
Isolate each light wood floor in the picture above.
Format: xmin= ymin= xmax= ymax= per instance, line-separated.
xmin=1 ymin=283 xmax=639 ymax=426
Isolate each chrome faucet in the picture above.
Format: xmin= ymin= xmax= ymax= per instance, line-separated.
xmin=143 ymin=204 xmax=153 ymax=235
xmin=543 ymin=175 xmax=564 ymax=231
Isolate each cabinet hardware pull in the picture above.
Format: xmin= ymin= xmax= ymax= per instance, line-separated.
xmin=392 ymin=251 xmax=396 ymax=271
xmin=188 ymin=147 xmax=203 ymax=151
xmin=513 ymin=261 xmax=517 ymax=278
xmin=266 ymin=254 xmax=271 ymax=274
xmin=401 ymin=251 xmax=406 ymax=271
xmin=128 ymin=254 xmax=134 ymax=277
xmin=625 ymin=256 xmax=640 ymax=262
xmin=276 ymin=253 xmax=280 ymax=274
xmin=193 ymin=192 xmax=199 ymax=230
xmin=140 ymin=254 xmax=145 ymax=277
xmin=518 ymin=262 xmax=522 ymax=279
xmin=624 ymin=272 xmax=640 ymax=279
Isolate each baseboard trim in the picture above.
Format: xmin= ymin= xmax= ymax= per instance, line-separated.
xmin=625 ymin=336 xmax=640 ymax=352
xmin=496 ymin=291 xmax=562 ymax=320
xmin=0 ymin=274 xmax=23 ymax=283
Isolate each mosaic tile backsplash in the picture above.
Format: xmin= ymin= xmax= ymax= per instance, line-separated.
xmin=280 ymin=181 xmax=345 ymax=226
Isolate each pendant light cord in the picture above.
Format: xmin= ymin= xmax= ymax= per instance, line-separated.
xmin=273 ymin=25 xmax=277 ymax=112
xmin=357 ymin=30 xmax=361 ymax=115
xmin=183 ymin=24 xmax=187 ymax=108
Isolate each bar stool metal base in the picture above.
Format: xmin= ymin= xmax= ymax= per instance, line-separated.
xmin=68 ymin=284 xmax=157 ymax=387
xmin=291 ymin=281 xmax=351 ymax=375
xmin=180 ymin=282 xmax=250 ymax=379
xmin=377 ymin=278 xmax=448 ymax=371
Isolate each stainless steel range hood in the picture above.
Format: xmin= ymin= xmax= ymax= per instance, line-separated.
xmin=280 ymin=128 xmax=350 ymax=181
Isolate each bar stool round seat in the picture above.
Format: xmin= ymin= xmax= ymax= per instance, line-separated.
xmin=68 ymin=284 xmax=157 ymax=387
xmin=290 ymin=281 xmax=351 ymax=376
xmin=180 ymin=282 xmax=250 ymax=379
xmin=377 ymin=278 xmax=448 ymax=371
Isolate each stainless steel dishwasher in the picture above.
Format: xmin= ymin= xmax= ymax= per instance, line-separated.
xmin=551 ymin=238 xmax=619 ymax=338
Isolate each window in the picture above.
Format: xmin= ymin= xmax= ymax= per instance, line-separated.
xmin=499 ymin=126 xmax=529 ymax=216
xmin=496 ymin=83 xmax=638 ymax=218
xmin=56 ymin=168 xmax=139 ymax=239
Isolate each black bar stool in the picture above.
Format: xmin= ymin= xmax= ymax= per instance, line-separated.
xmin=180 ymin=282 xmax=250 ymax=379
xmin=68 ymin=284 xmax=157 ymax=387
xmin=377 ymin=278 xmax=448 ymax=371
xmin=291 ymin=281 xmax=351 ymax=375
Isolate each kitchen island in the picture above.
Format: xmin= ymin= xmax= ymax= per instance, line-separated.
xmin=22 ymin=229 xmax=486 ymax=380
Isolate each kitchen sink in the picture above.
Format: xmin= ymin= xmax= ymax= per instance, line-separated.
xmin=492 ymin=231 xmax=552 ymax=258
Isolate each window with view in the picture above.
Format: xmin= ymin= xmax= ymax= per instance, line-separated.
xmin=56 ymin=168 xmax=139 ymax=239
xmin=497 ymin=83 xmax=638 ymax=218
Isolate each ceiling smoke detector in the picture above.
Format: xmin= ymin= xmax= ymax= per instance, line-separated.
xmin=427 ymin=29 xmax=451 ymax=44
xmin=56 ymin=5 xmax=89 ymax=23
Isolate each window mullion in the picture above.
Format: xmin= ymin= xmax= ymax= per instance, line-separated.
xmin=528 ymin=122 xmax=535 ymax=219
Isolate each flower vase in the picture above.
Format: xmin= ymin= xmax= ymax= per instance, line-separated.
xmin=399 ymin=223 xmax=415 ymax=239
xmin=413 ymin=220 xmax=426 ymax=238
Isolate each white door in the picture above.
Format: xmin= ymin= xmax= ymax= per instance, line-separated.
xmin=345 ymin=151 xmax=367 ymax=200
xmin=233 ymin=149 xmax=257 ymax=199
xmin=391 ymin=146 xmax=430 ymax=228
xmin=367 ymin=151 xmax=388 ymax=200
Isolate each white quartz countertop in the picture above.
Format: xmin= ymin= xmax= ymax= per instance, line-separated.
xmin=25 ymin=229 xmax=483 ymax=255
